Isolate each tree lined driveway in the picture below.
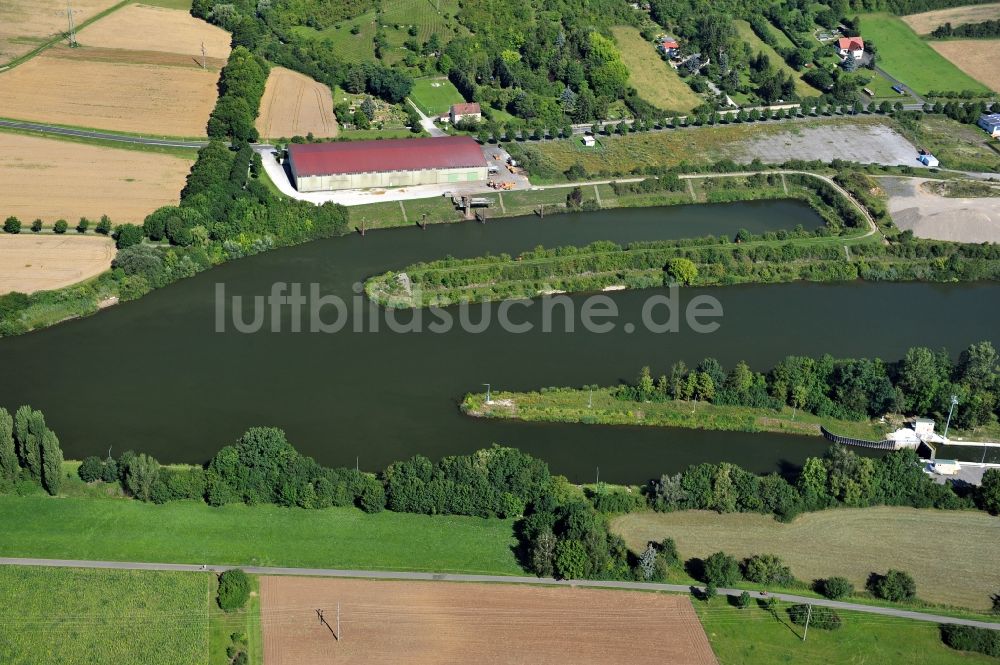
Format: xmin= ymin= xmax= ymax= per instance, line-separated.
xmin=1 ymin=556 xmax=997 ymax=630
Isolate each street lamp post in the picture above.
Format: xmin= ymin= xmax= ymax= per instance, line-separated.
xmin=943 ymin=394 xmax=958 ymax=439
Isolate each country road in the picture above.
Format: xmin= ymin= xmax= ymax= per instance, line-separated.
xmin=2 ymin=557 xmax=998 ymax=630
xmin=0 ymin=119 xmax=212 ymax=149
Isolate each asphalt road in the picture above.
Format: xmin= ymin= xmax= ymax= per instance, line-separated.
xmin=1 ymin=556 xmax=997 ymax=630
xmin=0 ymin=119 xmax=213 ymax=149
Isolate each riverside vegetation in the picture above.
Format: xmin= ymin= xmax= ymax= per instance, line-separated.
xmin=464 ymin=341 xmax=1000 ymax=441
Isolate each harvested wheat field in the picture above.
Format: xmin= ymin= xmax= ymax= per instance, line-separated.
xmin=256 ymin=67 xmax=338 ymax=139
xmin=0 ymin=132 xmax=191 ymax=223
xmin=0 ymin=48 xmax=220 ymax=135
xmin=0 ymin=234 xmax=114 ymax=295
xmin=902 ymin=3 xmax=1000 ymax=34
xmin=77 ymin=3 xmax=231 ymax=61
xmin=0 ymin=0 xmax=119 ymax=65
xmin=259 ymin=577 xmax=718 ymax=665
xmin=930 ymin=40 xmax=1000 ymax=92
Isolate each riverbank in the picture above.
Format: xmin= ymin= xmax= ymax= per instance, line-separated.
xmin=462 ymin=388 xmax=890 ymax=440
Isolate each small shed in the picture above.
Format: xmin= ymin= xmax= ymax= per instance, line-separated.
xmin=977 ymin=113 xmax=1000 ymax=138
xmin=914 ymin=417 xmax=936 ymax=436
xmin=582 ymin=135 xmax=596 ymax=147
xmin=918 ymin=154 xmax=939 ymax=167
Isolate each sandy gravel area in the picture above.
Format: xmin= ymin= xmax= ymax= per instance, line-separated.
xmin=0 ymin=132 xmax=191 ymax=223
xmin=882 ymin=176 xmax=1000 ymax=242
xmin=735 ymin=123 xmax=923 ymax=166
xmin=259 ymin=577 xmax=718 ymax=665
xmin=0 ymin=234 xmax=114 ymax=294
xmin=256 ymin=67 xmax=338 ymax=139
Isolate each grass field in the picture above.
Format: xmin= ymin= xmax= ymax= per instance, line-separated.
xmin=0 ymin=565 xmax=209 ymax=665
xmin=260 ymin=577 xmax=717 ymax=665
xmin=380 ymin=0 xmax=464 ymax=65
xmin=900 ymin=114 xmax=1000 ymax=172
xmin=901 ymin=2 xmax=1000 ymax=34
xmin=0 ymin=495 xmax=522 ymax=575
xmin=613 ymin=507 xmax=1000 ymax=610
xmin=610 ymin=26 xmax=702 ymax=113
xmin=734 ymin=20 xmax=819 ymax=98
xmin=0 ymin=132 xmax=190 ymax=223
xmin=858 ymin=13 xmax=991 ymax=94
xmin=929 ymin=40 xmax=1000 ymax=93
xmin=210 ymin=575 xmax=262 ymax=665
xmin=408 ymin=77 xmax=465 ymax=116
xmin=696 ymin=596 xmax=997 ymax=665
xmin=256 ymin=66 xmax=338 ymax=139
xmin=291 ymin=11 xmax=378 ymax=63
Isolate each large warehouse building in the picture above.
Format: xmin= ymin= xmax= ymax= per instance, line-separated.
xmin=287 ymin=136 xmax=489 ymax=192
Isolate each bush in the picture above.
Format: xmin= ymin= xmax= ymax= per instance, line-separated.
xmin=96 ymin=215 xmax=112 ymax=235
xmin=743 ymin=554 xmax=794 ymax=586
xmin=53 ymin=219 xmax=68 ymax=234
xmin=77 ymin=218 xmax=90 ymax=234
xmin=868 ymin=569 xmax=916 ymax=602
xmin=3 ymin=216 xmax=21 ymax=234
xmin=788 ymin=604 xmax=842 ymax=630
xmin=737 ymin=590 xmax=751 ymax=608
xmin=357 ymin=474 xmax=385 ymax=513
xmin=940 ymin=624 xmax=1000 ymax=657
xmin=819 ymin=576 xmax=854 ymax=600
xmin=113 ymin=224 xmax=144 ymax=249
xmin=78 ymin=456 xmax=105 ymax=482
xmin=217 ymin=569 xmax=250 ymax=611
xmin=703 ymin=551 xmax=741 ymax=586
xmin=30 ymin=219 xmax=42 ymax=233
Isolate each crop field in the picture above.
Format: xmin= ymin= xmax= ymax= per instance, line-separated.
xmin=613 ymin=506 xmax=1000 ymax=610
xmin=0 ymin=132 xmax=190 ymax=223
xmin=408 ymin=77 xmax=465 ymax=116
xmin=929 ymin=40 xmax=1000 ymax=92
xmin=901 ymin=3 xmax=1000 ymax=34
xmin=610 ymin=26 xmax=702 ymax=113
xmin=77 ymin=2 xmax=230 ymax=60
xmin=734 ymin=20 xmax=819 ymax=98
xmin=257 ymin=66 xmax=338 ymax=139
xmin=696 ymin=596 xmax=997 ymax=665
xmin=858 ymin=13 xmax=991 ymax=94
xmin=0 ymin=0 xmax=120 ymax=65
xmin=259 ymin=577 xmax=718 ymax=665
xmin=0 ymin=565 xmax=209 ymax=665
xmin=0 ymin=234 xmax=115 ymax=295
xmin=0 ymin=4 xmax=230 ymax=136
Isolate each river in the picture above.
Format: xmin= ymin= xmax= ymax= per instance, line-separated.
xmin=1 ymin=200 xmax=997 ymax=482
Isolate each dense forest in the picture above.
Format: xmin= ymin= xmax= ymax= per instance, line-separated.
xmin=617 ymin=341 xmax=1000 ymax=430
xmin=930 ymin=19 xmax=1000 ymax=38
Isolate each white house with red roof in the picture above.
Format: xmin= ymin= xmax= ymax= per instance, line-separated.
xmin=449 ymin=102 xmax=482 ymax=124
xmin=657 ymin=36 xmax=680 ymax=57
xmin=837 ymin=36 xmax=864 ymax=60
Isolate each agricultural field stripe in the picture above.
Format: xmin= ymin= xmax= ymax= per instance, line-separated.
xmin=1 ymin=556 xmax=998 ymax=630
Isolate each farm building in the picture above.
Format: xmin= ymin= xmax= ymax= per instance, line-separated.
xmin=449 ymin=102 xmax=482 ymax=124
xmin=978 ymin=113 xmax=1000 ymax=138
xmin=837 ymin=36 xmax=864 ymax=60
xmin=287 ymin=136 xmax=488 ymax=192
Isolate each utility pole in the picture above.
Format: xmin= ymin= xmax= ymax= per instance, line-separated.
xmin=802 ymin=604 xmax=812 ymax=642
xmin=201 ymin=41 xmax=207 ymax=70
xmin=943 ymin=395 xmax=958 ymax=439
xmin=66 ymin=1 xmax=78 ymax=47
xmin=588 ymin=385 xmax=593 ymax=409
xmin=595 ymin=466 xmax=599 ymax=484
xmin=483 ymin=383 xmax=492 ymax=404
xmin=356 ymin=456 xmax=359 ymax=472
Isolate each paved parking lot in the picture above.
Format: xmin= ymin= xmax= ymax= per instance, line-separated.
xmin=735 ymin=123 xmax=925 ymax=166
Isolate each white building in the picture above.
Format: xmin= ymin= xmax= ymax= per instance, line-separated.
xmin=449 ymin=102 xmax=482 ymax=124
xmin=837 ymin=36 xmax=864 ymax=60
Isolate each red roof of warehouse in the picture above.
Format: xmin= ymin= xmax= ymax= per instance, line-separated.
xmin=838 ymin=36 xmax=864 ymax=51
xmin=288 ymin=136 xmax=487 ymax=177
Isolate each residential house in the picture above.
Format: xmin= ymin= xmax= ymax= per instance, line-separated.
xmin=837 ymin=36 xmax=864 ymax=60
xmin=449 ymin=102 xmax=482 ymax=124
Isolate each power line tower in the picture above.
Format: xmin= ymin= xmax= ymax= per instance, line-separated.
xmin=200 ymin=41 xmax=207 ymax=70
xmin=65 ymin=1 xmax=78 ymax=48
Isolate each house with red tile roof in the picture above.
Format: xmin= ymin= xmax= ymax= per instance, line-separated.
xmin=837 ymin=36 xmax=864 ymax=60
